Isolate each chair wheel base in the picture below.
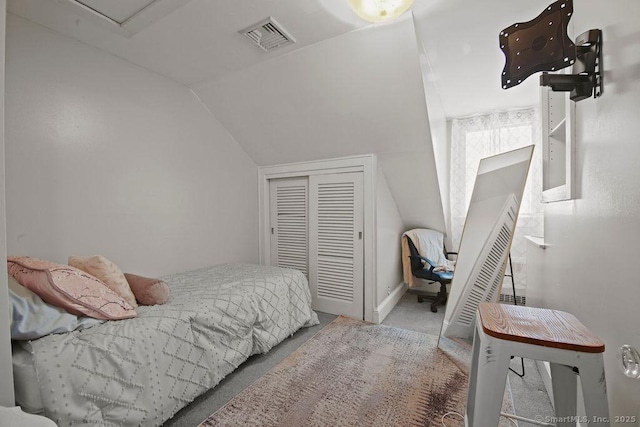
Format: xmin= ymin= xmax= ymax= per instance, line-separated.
xmin=430 ymin=305 xmax=438 ymax=313
xmin=417 ymin=297 xmax=424 ymax=303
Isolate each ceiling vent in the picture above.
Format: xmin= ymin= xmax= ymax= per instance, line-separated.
xmin=241 ymin=17 xmax=295 ymax=52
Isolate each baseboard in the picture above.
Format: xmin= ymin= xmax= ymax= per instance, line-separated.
xmin=373 ymin=282 xmax=407 ymax=324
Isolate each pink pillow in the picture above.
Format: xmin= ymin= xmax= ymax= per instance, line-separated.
xmin=68 ymin=255 xmax=138 ymax=308
xmin=124 ymin=273 xmax=170 ymax=306
xmin=7 ymin=256 xmax=137 ymax=320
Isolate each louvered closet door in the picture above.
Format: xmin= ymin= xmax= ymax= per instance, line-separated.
xmin=269 ymin=178 xmax=308 ymax=275
xmin=309 ymin=172 xmax=364 ymax=319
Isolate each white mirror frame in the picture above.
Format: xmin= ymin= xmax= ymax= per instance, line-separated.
xmin=440 ymin=145 xmax=534 ymax=341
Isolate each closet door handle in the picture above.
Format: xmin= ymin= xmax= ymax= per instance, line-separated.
xmin=358 ymin=232 xmax=362 ymax=240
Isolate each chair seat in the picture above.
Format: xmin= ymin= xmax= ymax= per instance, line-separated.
xmin=478 ymin=303 xmax=605 ymax=353
xmin=431 ymin=270 xmax=453 ymax=281
xmin=413 ymin=268 xmax=453 ymax=282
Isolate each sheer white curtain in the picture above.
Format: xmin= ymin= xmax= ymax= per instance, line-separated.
xmin=450 ymin=108 xmax=543 ymax=295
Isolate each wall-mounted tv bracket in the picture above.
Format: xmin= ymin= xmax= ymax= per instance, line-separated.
xmin=540 ymin=29 xmax=602 ymax=101
xmin=500 ymin=0 xmax=603 ymax=102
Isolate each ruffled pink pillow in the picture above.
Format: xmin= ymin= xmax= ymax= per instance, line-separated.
xmin=8 ymin=256 xmax=137 ymax=320
xmin=68 ymin=255 xmax=138 ymax=308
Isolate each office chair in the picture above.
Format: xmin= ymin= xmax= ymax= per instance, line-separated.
xmin=406 ymin=235 xmax=456 ymax=313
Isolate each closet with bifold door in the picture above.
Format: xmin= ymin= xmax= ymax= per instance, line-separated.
xmin=268 ymin=172 xmax=364 ymax=319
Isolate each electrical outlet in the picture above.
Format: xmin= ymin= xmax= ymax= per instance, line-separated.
xmin=387 ymin=286 xmax=391 ymax=295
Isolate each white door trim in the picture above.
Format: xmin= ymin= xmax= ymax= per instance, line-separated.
xmin=258 ymin=155 xmax=377 ymax=322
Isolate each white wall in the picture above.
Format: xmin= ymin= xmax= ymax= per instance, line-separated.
xmin=375 ymin=167 xmax=405 ymax=306
xmin=414 ymin=26 xmax=451 ymax=247
xmin=0 ymin=0 xmax=15 ymax=407
xmin=4 ymin=14 xmax=259 ymax=276
xmin=195 ymin=16 xmax=446 ymax=235
xmin=526 ymin=1 xmax=640 ymax=420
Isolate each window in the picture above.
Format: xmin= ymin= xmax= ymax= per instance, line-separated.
xmin=450 ymin=108 xmax=542 ymax=294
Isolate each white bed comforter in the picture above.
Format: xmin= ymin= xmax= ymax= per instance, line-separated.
xmin=27 ymin=264 xmax=319 ymax=426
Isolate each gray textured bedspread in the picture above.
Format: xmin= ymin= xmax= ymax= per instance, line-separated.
xmin=28 ymin=263 xmax=319 ymax=426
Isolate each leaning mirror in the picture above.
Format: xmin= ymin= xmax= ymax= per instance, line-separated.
xmin=439 ymin=145 xmax=534 ymax=345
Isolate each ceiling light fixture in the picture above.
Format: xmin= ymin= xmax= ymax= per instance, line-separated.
xmin=347 ymin=0 xmax=415 ymax=23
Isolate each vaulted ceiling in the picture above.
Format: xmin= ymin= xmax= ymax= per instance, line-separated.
xmin=8 ymin=0 xmax=550 ymax=117
xmin=7 ymin=0 xmax=552 ymax=232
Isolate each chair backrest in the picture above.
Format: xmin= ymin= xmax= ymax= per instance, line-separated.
xmin=405 ymin=229 xmax=447 ymax=267
xmin=406 ymin=237 xmax=425 ymax=273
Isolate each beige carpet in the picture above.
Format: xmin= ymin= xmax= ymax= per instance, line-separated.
xmin=201 ymin=316 xmax=514 ymax=427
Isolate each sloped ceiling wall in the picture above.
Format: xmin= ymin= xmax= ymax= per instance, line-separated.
xmin=194 ymin=17 xmax=446 ymax=233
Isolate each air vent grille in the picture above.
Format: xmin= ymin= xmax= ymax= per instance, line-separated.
xmin=499 ymin=293 xmax=527 ymax=305
xmin=241 ymin=17 xmax=295 ymax=52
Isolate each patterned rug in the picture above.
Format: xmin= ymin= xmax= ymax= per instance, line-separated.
xmin=201 ymin=316 xmax=514 ymax=427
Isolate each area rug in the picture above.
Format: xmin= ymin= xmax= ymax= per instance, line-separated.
xmin=200 ymin=316 xmax=514 ymax=427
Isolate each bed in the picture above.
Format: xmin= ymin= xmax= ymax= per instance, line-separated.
xmin=11 ymin=263 xmax=319 ymax=426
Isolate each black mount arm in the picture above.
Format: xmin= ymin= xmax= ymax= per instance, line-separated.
xmin=540 ymin=29 xmax=603 ymax=101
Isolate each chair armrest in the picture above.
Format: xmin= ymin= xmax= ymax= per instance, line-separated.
xmin=409 ymin=254 xmax=436 ymax=271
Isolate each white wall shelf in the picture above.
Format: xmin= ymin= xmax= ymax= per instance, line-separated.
xmin=524 ymin=235 xmax=547 ymax=249
xmin=548 ymin=118 xmax=566 ymax=139
xmin=541 ymin=85 xmax=575 ymax=203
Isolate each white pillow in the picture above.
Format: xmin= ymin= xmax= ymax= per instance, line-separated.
xmin=8 ymin=275 xmax=103 ymax=340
